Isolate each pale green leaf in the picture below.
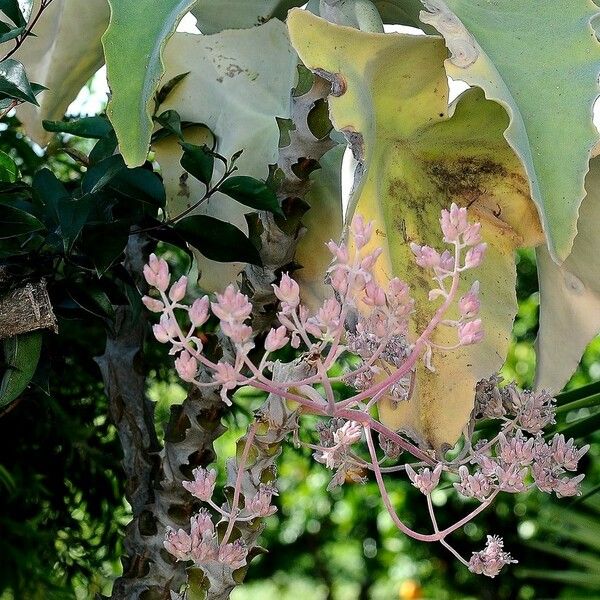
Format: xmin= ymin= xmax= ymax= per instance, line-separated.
xmin=15 ymin=0 xmax=109 ymax=144
xmin=536 ymin=156 xmax=600 ymax=392
xmin=102 ymin=0 xmax=196 ymax=167
xmin=191 ymin=0 xmax=305 ymax=34
xmin=153 ymin=21 xmax=297 ymax=291
xmin=420 ymin=0 xmax=600 ymax=262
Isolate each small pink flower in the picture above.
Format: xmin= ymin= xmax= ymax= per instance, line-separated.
xmin=352 ymin=214 xmax=373 ymax=249
xmin=213 ymin=362 xmax=239 ymax=405
xmin=311 ymin=297 xmax=342 ymax=336
xmin=554 ymin=473 xmax=585 ymax=498
xmin=143 ymin=253 xmax=170 ymax=292
xmin=273 ymin=273 xmax=300 ymax=312
xmin=211 ymin=285 xmax=252 ymax=323
xmin=440 ymin=203 xmax=468 ymax=242
xmin=550 ymin=434 xmax=589 ymax=471
xmin=190 ymin=509 xmax=216 ymax=543
xmin=459 ymin=282 xmax=480 ymax=318
xmin=245 ymin=484 xmax=278 ymax=517
xmin=164 ymin=527 xmax=192 ymax=561
xmin=458 ymin=319 xmax=484 ymax=345
xmin=175 ymin=351 xmax=198 ymax=383
xmin=141 ymin=296 xmax=164 ymax=313
xmin=265 ymin=325 xmax=288 ymax=352
xmin=454 ymin=465 xmax=492 ymax=501
xmin=182 ymin=467 xmax=217 ymax=501
xmin=169 ymin=275 xmax=188 ymax=303
xmin=189 ymin=296 xmax=210 ymax=327
xmin=464 ymin=243 xmax=487 ymax=269
xmin=405 ymin=463 xmax=443 ymax=495
xmin=333 ymin=421 xmax=362 ymax=446
xmin=469 ymin=535 xmax=516 ymax=578
xmin=218 ymin=540 xmax=247 ymax=570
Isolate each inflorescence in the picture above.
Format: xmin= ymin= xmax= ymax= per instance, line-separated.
xmin=142 ymin=204 xmax=588 ymax=580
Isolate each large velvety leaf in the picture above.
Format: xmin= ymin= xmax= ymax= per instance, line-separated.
xmin=536 ymin=157 xmax=600 ymax=392
xmin=288 ymin=10 xmax=542 ymax=449
xmin=153 ymin=20 xmax=297 ymax=291
xmin=191 ymin=0 xmax=305 ymax=33
xmin=15 ymin=0 xmax=109 ymax=144
xmin=420 ymin=0 xmax=600 ymax=263
xmin=102 ymin=0 xmax=196 ymax=167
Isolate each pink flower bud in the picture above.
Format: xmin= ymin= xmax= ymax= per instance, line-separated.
xmin=360 ymin=247 xmax=383 ymax=271
xmin=439 ymin=250 xmax=454 ymax=272
xmin=458 ymin=319 xmax=484 ymax=345
xmin=410 ymin=243 xmax=441 ymax=268
xmin=273 ymin=273 xmax=300 ymax=311
xmin=189 ymin=296 xmax=210 ymax=327
xmin=152 ymin=323 xmax=170 ymax=344
xmin=440 ymin=202 xmax=468 ymax=242
xmin=142 ymin=296 xmax=164 ymax=313
xmin=211 ymin=285 xmax=252 ymax=323
xmin=464 ymin=243 xmax=487 ymax=269
xmin=144 ymin=253 xmax=171 ymax=292
xmin=459 ymin=281 xmax=480 ymax=318
xmin=159 ymin=313 xmax=179 ymax=338
xmin=175 ymin=351 xmax=198 ymax=382
xmin=463 ymin=222 xmax=482 ymax=246
xmin=182 ymin=467 xmax=217 ymax=501
xmin=327 ymin=240 xmax=349 ymax=263
xmin=329 ymin=266 xmax=349 ymax=294
xmin=169 ymin=275 xmax=188 ymax=303
xmin=221 ymin=321 xmax=253 ymax=344
xmin=265 ymin=325 xmax=288 ymax=352
xmin=190 ymin=509 xmax=216 ymax=546
xmin=351 ymin=214 xmax=373 ymax=249
xmin=363 ymin=281 xmax=386 ymax=306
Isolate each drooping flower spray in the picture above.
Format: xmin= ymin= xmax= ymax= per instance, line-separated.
xmin=143 ymin=204 xmax=588 ymax=581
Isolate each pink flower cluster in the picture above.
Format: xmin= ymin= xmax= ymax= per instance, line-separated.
xmin=163 ymin=465 xmax=278 ymax=573
xmin=142 ymin=205 xmax=588 ymax=581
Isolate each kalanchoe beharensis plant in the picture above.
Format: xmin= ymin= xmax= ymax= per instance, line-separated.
xmin=142 ymin=203 xmax=588 ymax=584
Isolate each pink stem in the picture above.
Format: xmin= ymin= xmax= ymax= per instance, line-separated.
xmin=221 ymin=424 xmax=257 ymax=546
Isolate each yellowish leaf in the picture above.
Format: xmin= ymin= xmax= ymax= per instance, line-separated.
xmin=288 ymin=10 xmax=542 ymax=449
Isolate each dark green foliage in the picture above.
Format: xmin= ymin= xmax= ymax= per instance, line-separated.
xmin=174 ymin=215 xmax=262 ymax=266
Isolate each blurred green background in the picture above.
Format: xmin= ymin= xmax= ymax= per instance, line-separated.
xmin=1 ymin=94 xmax=599 ymax=600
